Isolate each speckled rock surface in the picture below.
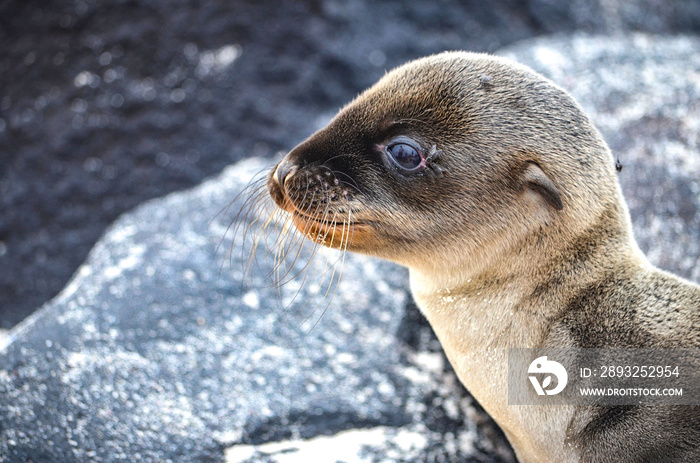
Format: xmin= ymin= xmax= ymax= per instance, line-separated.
xmin=3 ymin=0 xmax=700 ymax=329
xmin=1 ymin=34 xmax=699 ymax=462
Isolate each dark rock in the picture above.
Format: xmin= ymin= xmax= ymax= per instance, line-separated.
xmin=2 ymin=0 xmax=700 ymax=328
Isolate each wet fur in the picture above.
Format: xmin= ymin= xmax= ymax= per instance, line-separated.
xmin=255 ymin=52 xmax=700 ymax=461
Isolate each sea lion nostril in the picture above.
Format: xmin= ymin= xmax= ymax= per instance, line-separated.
xmin=275 ymin=161 xmax=295 ymax=189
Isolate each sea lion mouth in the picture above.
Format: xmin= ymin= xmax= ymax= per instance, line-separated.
xmin=273 ymin=191 xmax=375 ymax=250
xmin=285 ymin=201 xmax=368 ymax=249
xmin=267 ymin=162 xmax=376 ymax=250
xmin=291 ymin=213 xmax=356 ymax=247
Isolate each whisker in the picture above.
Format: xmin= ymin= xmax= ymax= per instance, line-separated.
xmin=272 ymin=190 xmax=321 ymax=285
xmin=223 ymin=163 xmax=353 ymax=331
xmin=217 ymin=176 xmax=272 ymax=283
xmin=305 ymin=210 xmax=352 ymax=331
xmin=298 ymin=182 xmax=346 ymax=326
xmin=215 ymin=175 xmax=267 ymax=257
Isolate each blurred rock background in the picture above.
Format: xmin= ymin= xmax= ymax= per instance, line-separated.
xmin=2 ymin=0 xmax=700 ymax=329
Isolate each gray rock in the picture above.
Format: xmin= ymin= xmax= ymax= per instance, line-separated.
xmin=1 ymin=34 xmax=699 ymax=462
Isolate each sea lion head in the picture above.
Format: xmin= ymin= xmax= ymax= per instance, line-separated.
xmin=268 ymin=52 xmax=626 ymax=272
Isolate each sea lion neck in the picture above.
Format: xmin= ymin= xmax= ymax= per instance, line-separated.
xmin=406 ymin=202 xmax=642 ymax=324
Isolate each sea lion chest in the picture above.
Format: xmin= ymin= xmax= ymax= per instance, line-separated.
xmin=409 ymin=271 xmax=579 ymax=462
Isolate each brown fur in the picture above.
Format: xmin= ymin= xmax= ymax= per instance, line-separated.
xmin=266 ymin=52 xmax=700 ymax=462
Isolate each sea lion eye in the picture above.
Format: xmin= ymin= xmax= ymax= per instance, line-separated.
xmin=387 ymin=142 xmax=423 ymax=171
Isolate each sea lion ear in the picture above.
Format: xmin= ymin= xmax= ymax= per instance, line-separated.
xmin=521 ymin=163 xmax=564 ymax=211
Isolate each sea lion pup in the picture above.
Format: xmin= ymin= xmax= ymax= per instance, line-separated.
xmin=265 ymin=52 xmax=700 ymax=462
